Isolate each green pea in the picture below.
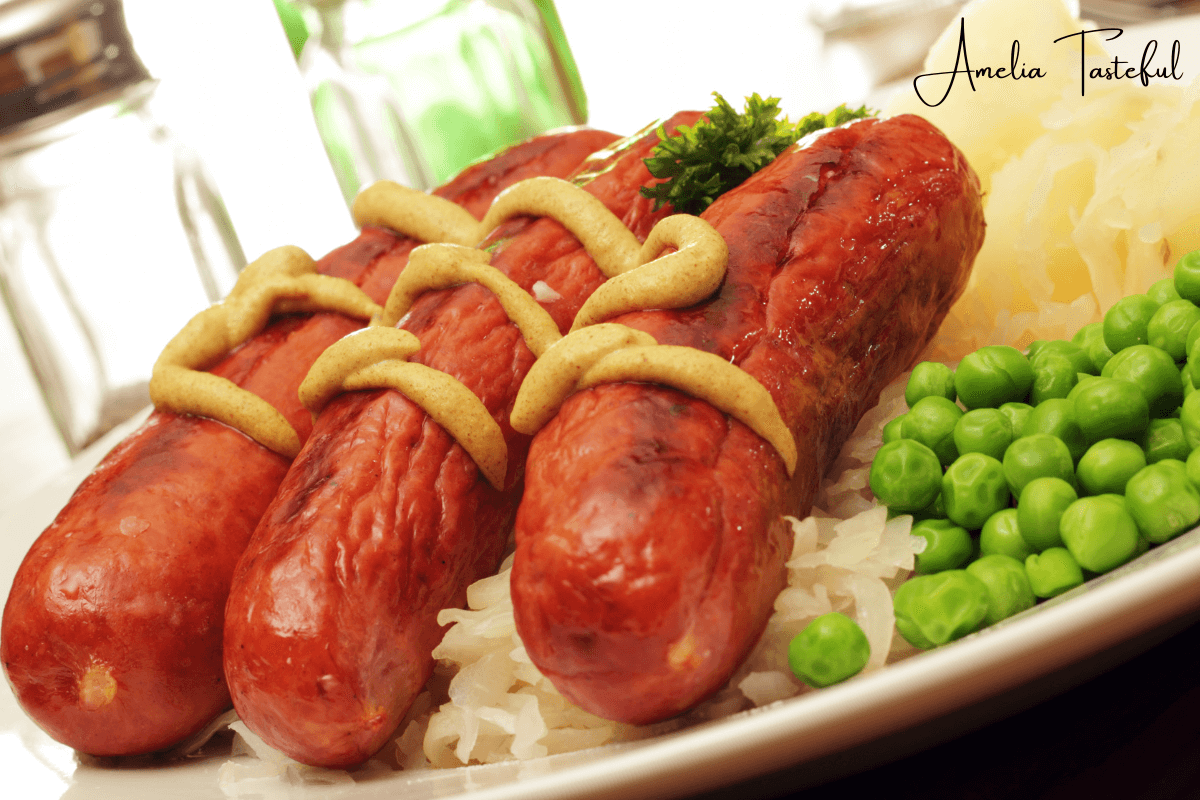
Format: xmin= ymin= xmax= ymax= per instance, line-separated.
xmin=901 ymin=396 xmax=963 ymax=467
xmin=1181 ymin=391 xmax=1200 ymax=449
xmin=1185 ymin=321 xmax=1200 ymax=362
xmin=1067 ymin=373 xmax=1101 ymax=403
xmin=1102 ymin=344 xmax=1183 ymax=419
xmin=1076 ymin=438 xmax=1147 ymax=496
xmin=1003 ymin=434 xmax=1077 ymax=498
xmin=966 ymin=554 xmax=1037 ymax=626
xmin=942 ymin=452 xmax=1011 ymax=530
xmin=979 ymin=508 xmax=1032 ymax=561
xmin=1187 ymin=447 xmax=1200 ymax=491
xmin=1148 ymin=276 xmax=1184 ymax=305
xmin=1088 ymin=496 xmax=1150 ymax=562
xmin=1125 ymin=459 xmax=1200 ymax=544
xmin=998 ymin=402 xmax=1034 ymax=438
xmin=1142 ymin=417 xmax=1190 ymax=463
xmin=1187 ymin=332 xmax=1200 ymax=381
xmin=1029 ymin=353 xmax=1079 ymax=405
xmin=909 ymin=491 xmax=948 ymax=523
xmin=1072 ymin=376 xmax=1150 ymax=444
xmin=1028 ymin=339 xmax=1094 ymax=376
xmin=869 ymin=439 xmax=943 ymax=512
xmin=892 ymin=570 xmax=991 ymax=649
xmin=1021 ymin=398 xmax=1087 ymax=464
xmin=1187 ymin=319 xmax=1200 ymax=361
xmin=1025 ymin=547 xmax=1085 ymax=598
xmin=1059 ymin=495 xmax=1141 ymax=573
xmin=1024 ymin=339 xmax=1053 ymax=362
xmin=882 ymin=414 xmax=906 ymax=444
xmin=905 ymin=361 xmax=957 ymax=408
xmin=1182 ymin=361 xmax=1196 ymax=400
xmin=952 ymin=408 xmax=1013 ymax=461
xmin=1016 ymin=476 xmax=1078 ymax=552
xmin=1095 ymin=491 xmax=1132 ymax=512
xmin=954 ymin=346 xmax=1034 ymax=409
xmin=1174 ymin=249 xmax=1200 ymax=304
xmin=912 ymin=518 xmax=974 ymax=574
xmin=1148 ymin=299 xmax=1200 ymax=361
xmin=1072 ymin=322 xmax=1114 ymax=374
xmin=1103 ymin=294 xmax=1160 ymax=353
xmin=787 ymin=612 xmax=871 ymax=688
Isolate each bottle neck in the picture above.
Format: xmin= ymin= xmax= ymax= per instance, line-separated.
xmin=0 ymin=0 xmax=151 ymax=138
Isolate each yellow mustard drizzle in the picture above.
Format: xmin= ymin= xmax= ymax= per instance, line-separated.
xmin=297 ymin=176 xmax=723 ymax=487
xmin=479 ymin=177 xmax=642 ymax=277
xmin=510 ymin=324 xmax=799 ymax=476
xmin=148 ymin=180 xmax=511 ymax=456
xmin=149 ymin=246 xmax=382 ymax=458
xmin=509 ymin=323 xmax=656 ymax=432
xmin=352 ymin=181 xmax=481 ymax=246
xmin=295 ymin=174 xmax=797 ymax=484
xmin=569 ymin=213 xmax=727 ymax=332
xmin=298 ymin=327 xmax=508 ymax=490
xmin=355 ymin=176 xmax=648 ymax=272
xmin=376 ymin=244 xmax=561 ymax=358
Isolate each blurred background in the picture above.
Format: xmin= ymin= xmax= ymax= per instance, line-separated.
xmin=0 ymin=0 xmax=1193 ymax=508
xmin=0 ymin=0 xmax=869 ymax=508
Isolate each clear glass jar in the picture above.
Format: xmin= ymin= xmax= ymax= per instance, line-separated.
xmin=0 ymin=0 xmax=245 ymax=454
xmin=283 ymin=0 xmax=588 ymax=201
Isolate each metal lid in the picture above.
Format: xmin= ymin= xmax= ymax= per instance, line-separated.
xmin=0 ymin=0 xmax=150 ymax=135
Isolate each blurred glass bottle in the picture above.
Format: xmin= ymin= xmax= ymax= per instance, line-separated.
xmin=0 ymin=0 xmax=245 ymax=454
xmin=277 ymin=0 xmax=587 ymax=202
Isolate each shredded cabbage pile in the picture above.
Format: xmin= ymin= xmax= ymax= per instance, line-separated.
xmin=889 ymin=0 xmax=1200 ymax=361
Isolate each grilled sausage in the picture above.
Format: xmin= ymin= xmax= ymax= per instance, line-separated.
xmin=0 ymin=128 xmax=615 ymax=757
xmin=511 ymin=114 xmax=986 ymax=724
xmin=222 ymin=113 xmax=704 ymax=768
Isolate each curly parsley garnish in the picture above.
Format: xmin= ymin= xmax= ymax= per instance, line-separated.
xmin=640 ymin=93 xmax=874 ymax=215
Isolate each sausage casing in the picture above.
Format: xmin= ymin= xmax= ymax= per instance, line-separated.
xmin=222 ymin=113 xmax=704 ymax=768
xmin=511 ymin=114 xmax=986 ymax=723
xmin=0 ymin=128 xmax=615 ymax=756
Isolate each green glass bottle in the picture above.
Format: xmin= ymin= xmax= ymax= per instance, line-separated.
xmin=278 ymin=0 xmax=587 ymax=202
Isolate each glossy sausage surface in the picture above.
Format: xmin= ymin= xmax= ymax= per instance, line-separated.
xmin=222 ymin=113 xmax=704 ymax=768
xmin=0 ymin=128 xmax=615 ymax=757
xmin=511 ymin=114 xmax=986 ymax=724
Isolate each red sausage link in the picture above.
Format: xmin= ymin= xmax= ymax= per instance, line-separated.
xmin=222 ymin=113 xmax=704 ymax=768
xmin=511 ymin=114 xmax=986 ymax=724
xmin=0 ymin=128 xmax=616 ymax=757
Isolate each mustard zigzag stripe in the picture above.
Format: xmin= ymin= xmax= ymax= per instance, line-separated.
xmin=318 ymin=177 xmax=797 ymax=480
xmin=511 ymin=324 xmax=799 ymax=477
xmin=149 ymin=246 xmax=382 ymax=458
xmin=299 ymin=327 xmax=508 ymax=490
xmin=157 ymin=176 xmax=795 ymax=478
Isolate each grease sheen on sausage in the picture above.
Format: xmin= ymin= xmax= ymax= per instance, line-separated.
xmin=511 ymin=114 xmax=986 ymax=724
xmin=222 ymin=113 xmax=704 ymax=768
xmin=0 ymin=128 xmax=615 ymax=757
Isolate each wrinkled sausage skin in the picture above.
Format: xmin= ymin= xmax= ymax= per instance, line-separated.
xmin=222 ymin=113 xmax=704 ymax=768
xmin=0 ymin=128 xmax=616 ymax=757
xmin=512 ymin=115 xmax=986 ymax=724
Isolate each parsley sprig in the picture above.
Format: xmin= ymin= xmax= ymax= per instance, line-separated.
xmin=640 ymin=93 xmax=874 ymax=215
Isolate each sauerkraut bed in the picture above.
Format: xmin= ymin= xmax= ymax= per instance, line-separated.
xmin=216 ymin=377 xmax=921 ymax=791
xmin=414 ymin=377 xmax=920 ymax=770
xmin=215 ymin=0 xmax=1200 ymax=791
xmin=890 ymin=0 xmax=1200 ymax=361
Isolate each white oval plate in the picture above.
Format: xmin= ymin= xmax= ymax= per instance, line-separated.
xmin=5 ymin=407 xmax=1200 ymax=800
xmin=9 ymin=10 xmax=1200 ymax=794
